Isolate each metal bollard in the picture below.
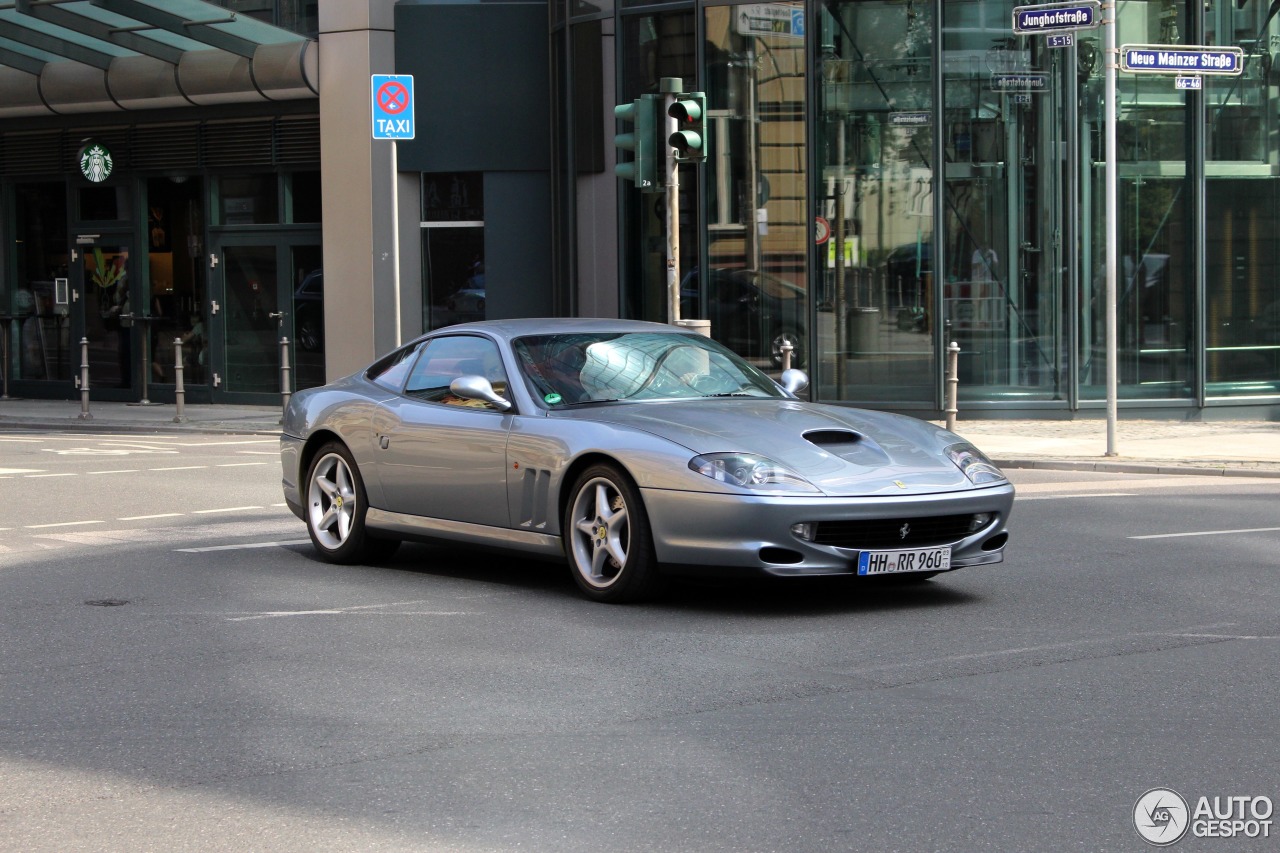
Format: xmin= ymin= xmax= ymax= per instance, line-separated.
xmin=780 ymin=342 xmax=794 ymax=373
xmin=279 ymin=336 xmax=292 ymax=420
xmin=77 ymin=337 xmax=93 ymax=420
xmin=172 ymin=337 xmax=187 ymax=423
xmin=944 ymin=340 xmax=960 ymax=432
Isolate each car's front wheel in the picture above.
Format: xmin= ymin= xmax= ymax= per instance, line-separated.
xmin=305 ymin=442 xmax=400 ymax=564
xmin=564 ymin=464 xmax=660 ymax=603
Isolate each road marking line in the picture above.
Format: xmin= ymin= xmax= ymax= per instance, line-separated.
xmin=1130 ymin=526 xmax=1280 ymax=540
xmin=191 ymin=506 xmax=264 ymax=514
xmin=119 ymin=513 xmax=185 ymax=521
xmin=216 ymin=462 xmax=268 ymax=467
xmin=25 ymin=473 xmax=76 ymax=478
xmin=1019 ymin=492 xmax=1137 ymax=501
xmin=150 ymin=466 xmax=208 ymax=471
xmin=89 ymin=469 xmax=139 ymax=475
xmin=0 ymin=468 xmax=43 ymax=474
xmin=176 ymin=539 xmax=309 ymax=552
xmin=26 ymin=520 xmax=105 ymax=529
xmin=224 ymin=599 xmax=467 ymax=621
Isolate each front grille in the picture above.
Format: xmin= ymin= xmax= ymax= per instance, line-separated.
xmin=813 ymin=514 xmax=980 ymax=549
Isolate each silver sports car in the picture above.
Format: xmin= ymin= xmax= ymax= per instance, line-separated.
xmin=280 ymin=318 xmax=1013 ymax=602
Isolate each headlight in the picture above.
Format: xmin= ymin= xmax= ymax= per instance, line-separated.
xmin=946 ymin=443 xmax=1007 ymax=485
xmin=689 ymin=453 xmax=820 ymax=493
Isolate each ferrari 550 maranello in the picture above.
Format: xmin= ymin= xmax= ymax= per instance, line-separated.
xmin=280 ymin=318 xmax=1013 ymax=602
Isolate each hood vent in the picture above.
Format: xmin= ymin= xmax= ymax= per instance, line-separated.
xmin=803 ymin=429 xmax=890 ymax=467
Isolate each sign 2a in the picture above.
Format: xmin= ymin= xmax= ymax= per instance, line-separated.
xmin=371 ymin=74 xmax=415 ymax=140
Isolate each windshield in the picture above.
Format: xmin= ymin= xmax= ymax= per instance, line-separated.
xmin=513 ymin=332 xmax=787 ymax=406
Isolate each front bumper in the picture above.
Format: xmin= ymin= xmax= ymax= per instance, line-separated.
xmin=280 ymin=434 xmax=305 ymax=521
xmin=641 ymin=483 xmax=1014 ymax=577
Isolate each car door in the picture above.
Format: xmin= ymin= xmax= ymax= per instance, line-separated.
xmin=370 ymin=334 xmax=514 ymax=528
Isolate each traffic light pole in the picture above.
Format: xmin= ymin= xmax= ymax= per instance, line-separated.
xmin=662 ymin=78 xmax=682 ymax=325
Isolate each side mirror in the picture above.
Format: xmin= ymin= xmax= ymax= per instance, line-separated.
xmin=780 ymin=368 xmax=808 ymax=395
xmin=449 ymin=375 xmax=512 ymax=411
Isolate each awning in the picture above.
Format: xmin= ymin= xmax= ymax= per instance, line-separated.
xmin=0 ymin=0 xmax=317 ymax=118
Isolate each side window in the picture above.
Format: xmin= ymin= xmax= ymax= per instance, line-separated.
xmin=367 ymin=343 xmax=420 ymax=392
xmin=404 ymin=335 xmax=510 ymax=409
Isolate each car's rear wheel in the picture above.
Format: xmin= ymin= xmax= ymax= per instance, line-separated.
xmin=305 ymin=442 xmax=400 ymax=564
xmin=564 ymin=464 xmax=660 ymax=603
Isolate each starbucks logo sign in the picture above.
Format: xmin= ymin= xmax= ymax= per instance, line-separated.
xmin=78 ymin=142 xmax=113 ymax=183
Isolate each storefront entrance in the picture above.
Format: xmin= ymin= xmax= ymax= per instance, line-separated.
xmin=208 ymin=235 xmax=323 ymax=402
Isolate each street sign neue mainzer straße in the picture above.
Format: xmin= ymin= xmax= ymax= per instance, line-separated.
xmin=1120 ymin=45 xmax=1244 ymax=76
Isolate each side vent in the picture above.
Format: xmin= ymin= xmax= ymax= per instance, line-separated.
xmin=518 ymin=468 xmax=553 ymax=530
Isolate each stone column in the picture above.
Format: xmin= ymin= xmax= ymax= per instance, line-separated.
xmin=319 ymin=0 xmax=422 ymax=379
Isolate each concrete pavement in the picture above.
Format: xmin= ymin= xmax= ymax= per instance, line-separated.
xmin=0 ymin=395 xmax=1277 ymax=476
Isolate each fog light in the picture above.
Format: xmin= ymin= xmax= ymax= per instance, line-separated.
xmin=968 ymin=512 xmax=993 ymax=532
xmin=790 ymin=522 xmax=816 ymax=541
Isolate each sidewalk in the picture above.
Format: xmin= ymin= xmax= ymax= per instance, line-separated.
xmin=0 ymin=396 xmax=1277 ymax=477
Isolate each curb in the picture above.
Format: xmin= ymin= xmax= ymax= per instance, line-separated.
xmin=0 ymin=419 xmax=280 ymax=437
xmin=994 ymin=457 xmax=1280 ymax=479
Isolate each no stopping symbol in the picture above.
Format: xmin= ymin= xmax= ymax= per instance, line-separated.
xmin=377 ymin=81 xmax=409 ymax=115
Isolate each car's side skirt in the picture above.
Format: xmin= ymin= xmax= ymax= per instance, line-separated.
xmin=365 ymin=508 xmax=564 ymax=559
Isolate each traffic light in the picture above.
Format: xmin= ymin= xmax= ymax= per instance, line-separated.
xmin=614 ymin=96 xmax=659 ymax=191
xmin=668 ymin=92 xmax=707 ymax=162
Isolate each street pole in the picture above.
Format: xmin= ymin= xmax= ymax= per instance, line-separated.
xmin=391 ymin=139 xmax=402 ymax=348
xmin=1104 ymin=2 xmax=1119 ymax=455
xmin=662 ymin=77 xmax=681 ymax=325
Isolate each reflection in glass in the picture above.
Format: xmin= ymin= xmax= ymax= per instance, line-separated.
xmin=291 ymin=245 xmax=325 ymax=391
xmin=222 ymin=245 xmax=279 ymax=393
xmin=84 ymin=247 xmax=132 ymax=389
xmin=1079 ymin=0 xmax=1193 ymax=400
xmin=619 ymin=11 xmax=696 ymax=324
xmin=11 ymin=183 xmax=70 ymax=383
xmin=145 ymin=177 xmax=206 ymax=387
xmin=818 ymin=1 xmax=931 ymax=402
xmin=698 ymin=3 xmax=807 ymax=377
xmin=1202 ymin=2 xmax=1280 ymax=397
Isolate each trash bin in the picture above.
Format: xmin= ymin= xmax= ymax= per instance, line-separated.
xmin=847 ymin=307 xmax=880 ymax=356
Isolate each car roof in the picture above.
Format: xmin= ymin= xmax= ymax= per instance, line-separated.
xmin=415 ymin=317 xmax=684 ymax=345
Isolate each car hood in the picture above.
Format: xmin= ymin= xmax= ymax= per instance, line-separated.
xmin=552 ymin=400 xmax=982 ymax=496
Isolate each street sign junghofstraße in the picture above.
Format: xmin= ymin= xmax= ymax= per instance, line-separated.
xmin=1120 ymin=45 xmax=1245 ymax=76
xmin=1012 ymin=2 xmax=1100 ymax=35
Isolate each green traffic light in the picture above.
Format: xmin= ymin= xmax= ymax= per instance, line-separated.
xmin=614 ymin=98 xmax=659 ymax=190
xmin=667 ymin=92 xmax=707 ymax=162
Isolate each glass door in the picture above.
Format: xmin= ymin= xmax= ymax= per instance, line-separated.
xmin=816 ymin=0 xmax=934 ymax=403
xmin=209 ymin=234 xmax=321 ymax=401
xmin=77 ymin=238 xmax=135 ymax=398
xmin=940 ymin=0 xmax=1071 ymax=403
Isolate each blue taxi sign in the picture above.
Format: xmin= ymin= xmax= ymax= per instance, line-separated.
xmin=371 ymin=74 xmax=415 ymax=140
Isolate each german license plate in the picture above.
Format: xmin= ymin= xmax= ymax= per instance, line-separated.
xmin=857 ymin=545 xmax=951 ymax=576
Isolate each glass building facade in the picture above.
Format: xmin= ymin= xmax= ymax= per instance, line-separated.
xmin=553 ymin=0 xmax=1280 ymax=417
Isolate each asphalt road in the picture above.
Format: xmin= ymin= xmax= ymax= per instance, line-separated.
xmin=2 ymin=433 xmax=1279 ymax=852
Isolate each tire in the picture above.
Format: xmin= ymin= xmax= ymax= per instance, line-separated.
xmin=305 ymin=442 xmax=400 ymax=564
xmin=771 ymin=328 xmax=804 ymax=369
xmin=563 ymin=463 xmax=660 ymax=603
xmin=296 ymin=308 xmax=322 ymax=352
